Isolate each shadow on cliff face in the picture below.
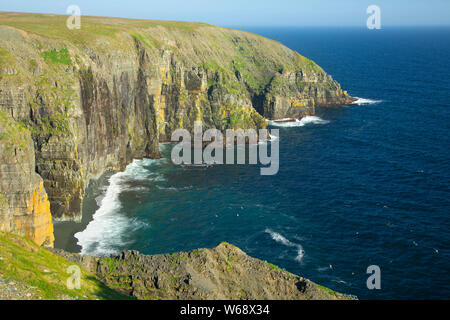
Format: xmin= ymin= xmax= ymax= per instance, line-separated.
xmin=251 ymin=93 xmax=267 ymax=117
xmin=53 ymin=171 xmax=114 ymax=253
xmin=86 ymin=276 xmax=136 ymax=300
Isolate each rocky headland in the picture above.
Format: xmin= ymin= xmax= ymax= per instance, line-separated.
xmin=0 ymin=12 xmax=353 ymax=244
xmin=52 ymin=240 xmax=354 ymax=300
xmin=0 ymin=12 xmax=356 ymax=300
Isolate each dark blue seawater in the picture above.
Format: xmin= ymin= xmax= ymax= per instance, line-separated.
xmin=60 ymin=27 xmax=450 ymax=299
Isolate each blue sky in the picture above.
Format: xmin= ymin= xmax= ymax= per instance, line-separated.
xmin=0 ymin=0 xmax=449 ymax=27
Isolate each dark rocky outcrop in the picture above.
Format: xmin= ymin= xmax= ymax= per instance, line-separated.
xmin=51 ymin=242 xmax=355 ymax=300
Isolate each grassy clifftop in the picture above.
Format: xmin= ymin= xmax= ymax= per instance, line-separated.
xmin=0 ymin=11 xmax=347 ymax=99
xmin=0 ymin=232 xmax=129 ymax=300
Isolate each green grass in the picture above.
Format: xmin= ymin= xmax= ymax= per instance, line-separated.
xmin=0 ymin=13 xmax=207 ymax=44
xmin=317 ymin=284 xmax=338 ymax=297
xmin=265 ymin=262 xmax=296 ymax=279
xmin=0 ymin=15 xmax=120 ymax=43
xmin=0 ymin=47 xmax=14 ymax=65
xmin=0 ymin=232 xmax=131 ymax=300
xmin=0 ymin=111 xmax=30 ymax=152
xmin=43 ymin=48 xmax=72 ymax=65
xmin=101 ymin=257 xmax=119 ymax=277
xmin=137 ymin=20 xmax=210 ymax=32
xmin=267 ymin=262 xmax=282 ymax=271
xmin=0 ymin=192 xmax=8 ymax=205
xmin=131 ymin=32 xmax=161 ymax=49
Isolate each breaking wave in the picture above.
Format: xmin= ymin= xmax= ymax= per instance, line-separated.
xmin=268 ymin=116 xmax=330 ymax=128
xmin=75 ymin=159 xmax=162 ymax=257
xmin=265 ymin=228 xmax=305 ymax=262
xmin=351 ymin=97 xmax=383 ymax=105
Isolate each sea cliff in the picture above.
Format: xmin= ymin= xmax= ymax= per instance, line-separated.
xmin=0 ymin=12 xmax=353 ymax=245
xmin=0 ymin=112 xmax=54 ymax=246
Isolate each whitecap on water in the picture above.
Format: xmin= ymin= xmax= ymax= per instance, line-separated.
xmin=317 ymin=266 xmax=331 ymax=272
xmin=156 ymin=185 xmax=192 ymax=192
xmin=265 ymin=228 xmax=305 ymax=262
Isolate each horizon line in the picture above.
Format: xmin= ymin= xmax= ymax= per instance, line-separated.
xmin=1 ymin=10 xmax=449 ymax=28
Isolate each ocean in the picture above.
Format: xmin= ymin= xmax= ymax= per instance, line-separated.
xmin=54 ymin=27 xmax=450 ymax=300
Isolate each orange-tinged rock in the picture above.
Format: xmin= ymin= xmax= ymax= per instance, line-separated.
xmin=0 ymin=113 xmax=54 ymax=247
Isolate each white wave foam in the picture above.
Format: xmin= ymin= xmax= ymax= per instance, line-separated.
xmin=299 ymin=116 xmax=330 ymax=126
xmin=317 ymin=266 xmax=332 ymax=272
xmin=268 ymin=116 xmax=329 ymax=128
xmin=95 ymin=194 xmax=105 ymax=207
xmin=352 ymin=97 xmax=383 ymax=105
xmin=332 ymin=279 xmax=348 ymax=285
xmin=156 ymin=185 xmax=193 ymax=192
xmin=265 ymin=228 xmax=305 ymax=262
xmin=156 ymin=186 xmax=178 ymax=192
xmin=258 ymin=132 xmax=280 ymax=145
xmin=75 ymin=159 xmax=162 ymax=257
xmin=269 ymin=133 xmax=279 ymax=141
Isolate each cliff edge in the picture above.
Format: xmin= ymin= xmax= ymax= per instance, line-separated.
xmin=52 ymin=241 xmax=354 ymax=300
xmin=0 ymin=232 xmax=354 ymax=300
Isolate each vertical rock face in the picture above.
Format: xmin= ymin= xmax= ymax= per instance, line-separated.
xmin=259 ymin=70 xmax=353 ymax=119
xmin=0 ymin=13 xmax=354 ymax=228
xmin=0 ymin=112 xmax=54 ymax=247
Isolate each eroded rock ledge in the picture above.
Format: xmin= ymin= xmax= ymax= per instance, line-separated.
xmin=51 ymin=242 xmax=355 ymax=300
